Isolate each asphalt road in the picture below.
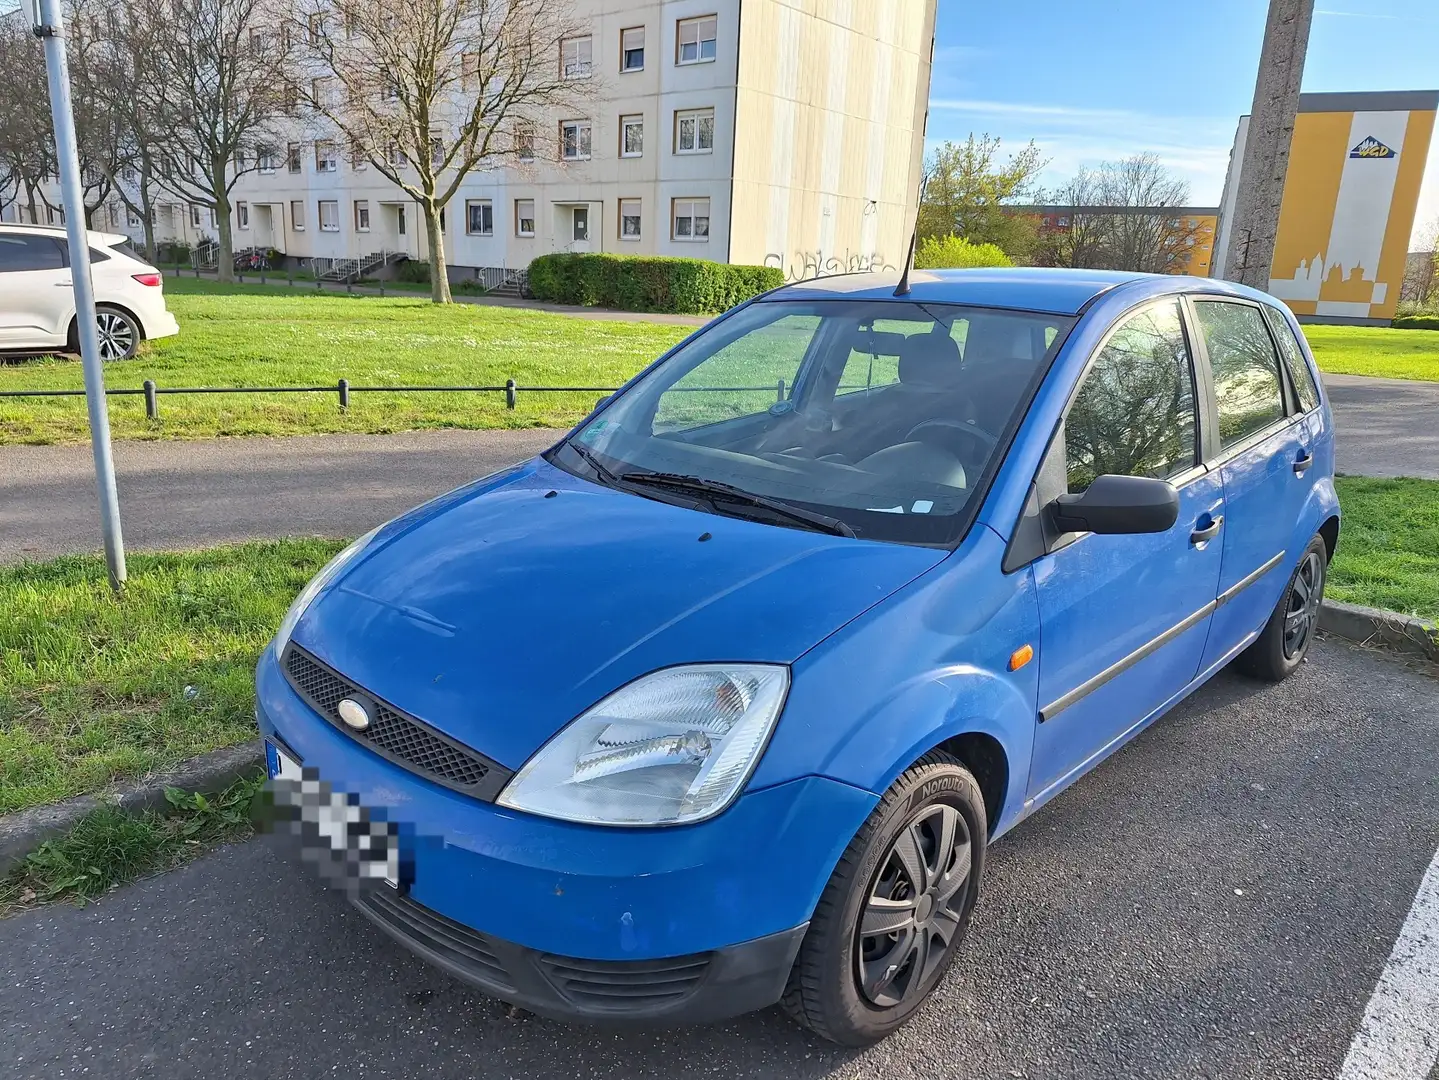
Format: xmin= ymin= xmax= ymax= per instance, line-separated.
xmin=1322 ymin=373 xmax=1439 ymax=479
xmin=3 ymin=373 xmax=1437 ymax=563
xmin=2 ymin=637 xmax=1436 ymax=1080
xmin=0 ymin=429 xmax=559 ymax=563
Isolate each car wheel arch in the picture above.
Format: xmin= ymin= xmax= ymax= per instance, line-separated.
xmin=67 ymin=302 xmax=148 ymax=348
xmin=1318 ymin=514 xmax=1340 ymax=562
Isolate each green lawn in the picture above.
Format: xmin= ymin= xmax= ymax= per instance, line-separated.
xmin=1303 ymin=324 xmax=1439 ymax=381
xmin=0 ymin=279 xmax=690 ymax=445
xmin=1329 ymin=476 xmax=1439 ymax=620
xmin=0 ymin=540 xmax=341 ymax=814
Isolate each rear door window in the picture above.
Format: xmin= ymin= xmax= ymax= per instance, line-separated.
xmin=0 ymin=235 xmax=64 ymax=272
xmin=1192 ymin=300 xmax=1286 ymax=450
xmin=1263 ymin=308 xmax=1320 ymax=413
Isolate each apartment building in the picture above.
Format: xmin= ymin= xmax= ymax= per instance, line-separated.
xmin=3 ymin=0 xmax=935 ymax=281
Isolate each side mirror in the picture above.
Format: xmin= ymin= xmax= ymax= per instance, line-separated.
xmin=1049 ymin=474 xmax=1179 ymax=535
xmin=594 ymin=394 xmax=613 ymax=412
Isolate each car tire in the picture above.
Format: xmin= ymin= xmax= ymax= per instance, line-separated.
xmin=780 ymin=751 xmax=987 ymax=1046
xmin=1234 ymin=533 xmax=1328 ymax=682
xmin=67 ymin=306 xmax=142 ymax=362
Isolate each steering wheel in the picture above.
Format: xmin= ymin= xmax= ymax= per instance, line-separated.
xmin=904 ymin=418 xmax=1001 ymax=456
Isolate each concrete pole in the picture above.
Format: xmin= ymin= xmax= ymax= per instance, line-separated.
xmin=1222 ymin=0 xmax=1315 ymax=288
xmin=33 ymin=0 xmax=127 ymax=591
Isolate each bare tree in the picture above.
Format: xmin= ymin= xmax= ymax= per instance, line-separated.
xmin=1034 ymin=154 xmax=1199 ymax=274
xmin=68 ymin=0 xmax=168 ymax=258
xmin=0 ymin=12 xmax=58 ymax=225
xmin=1097 ymin=154 xmax=1200 ymax=275
xmin=126 ymin=0 xmax=297 ymax=280
xmin=301 ymin=0 xmax=584 ymax=303
xmin=1036 ymin=167 xmax=1108 ymax=270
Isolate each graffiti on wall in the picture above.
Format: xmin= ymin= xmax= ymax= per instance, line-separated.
xmin=763 ymin=249 xmax=897 ymax=283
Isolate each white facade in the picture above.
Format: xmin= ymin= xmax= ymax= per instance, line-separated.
xmin=3 ymin=0 xmax=935 ymax=281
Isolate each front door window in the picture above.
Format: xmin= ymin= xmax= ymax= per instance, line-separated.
xmin=573 ymin=207 xmax=589 ymax=242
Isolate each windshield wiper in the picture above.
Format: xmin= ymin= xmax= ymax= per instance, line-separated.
xmin=616 ymin=472 xmax=857 ymax=538
xmin=565 ymin=439 xmax=621 ymax=485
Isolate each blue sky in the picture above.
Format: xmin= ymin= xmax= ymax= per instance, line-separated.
xmin=928 ymin=0 xmax=1439 ymax=243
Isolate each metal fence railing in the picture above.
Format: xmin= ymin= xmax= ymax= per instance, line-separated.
xmin=0 ymin=379 xmax=797 ymax=419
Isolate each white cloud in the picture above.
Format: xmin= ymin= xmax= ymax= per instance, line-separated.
xmin=926 ymin=98 xmax=1238 ymax=203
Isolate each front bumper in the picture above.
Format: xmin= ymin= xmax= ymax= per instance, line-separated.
xmin=352 ymin=882 xmax=807 ymax=1023
xmin=255 ymin=644 xmax=876 ymax=1016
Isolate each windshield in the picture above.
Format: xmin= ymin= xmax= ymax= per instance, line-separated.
xmin=554 ymin=299 xmax=1075 ymax=545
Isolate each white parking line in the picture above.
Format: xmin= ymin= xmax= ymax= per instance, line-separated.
xmin=1338 ymin=846 xmax=1439 ymax=1080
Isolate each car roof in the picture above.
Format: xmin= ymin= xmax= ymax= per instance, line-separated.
xmin=0 ymin=222 xmax=132 ymax=247
xmin=765 ymin=266 xmax=1188 ymax=316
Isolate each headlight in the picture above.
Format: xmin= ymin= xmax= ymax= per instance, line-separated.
xmin=273 ymin=527 xmax=380 ymax=655
xmin=496 ymin=664 xmax=790 ymax=826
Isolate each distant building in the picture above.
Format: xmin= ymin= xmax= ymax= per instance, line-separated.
xmin=1 ymin=0 xmax=936 ymax=283
xmin=1214 ymin=89 xmax=1438 ymax=324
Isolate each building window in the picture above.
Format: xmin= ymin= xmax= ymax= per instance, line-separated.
xmin=318 ymin=199 xmax=339 ymax=231
xmin=515 ymin=198 xmax=535 ymax=237
xmin=291 ymin=199 xmax=305 ymax=230
xmin=257 ymin=146 xmax=277 ymax=173
xmin=561 ymin=120 xmax=592 ymax=160
xmin=190 ymin=204 xmax=202 ymax=227
xmin=560 ymin=35 xmax=592 ymax=79
xmin=514 ymin=123 xmax=535 ymax=162
xmin=286 ymin=142 xmax=301 ymax=173
xmin=315 ymin=140 xmax=338 ymax=173
xmin=127 ymin=207 xmax=142 ymax=228
xmin=619 ymin=198 xmax=641 ymax=240
xmin=236 ymin=201 xmax=250 ymax=229
xmin=349 ymin=140 xmax=367 ymax=170
xmin=354 ymin=199 xmax=370 ymax=231
xmin=466 ymin=199 xmax=494 ymax=235
xmin=620 ymin=114 xmax=643 ymax=157
xmin=675 ymin=108 xmax=714 ymax=154
xmin=307 ymin=13 xmax=326 ymax=46
xmin=283 ymin=81 xmax=299 ymax=114
xmin=249 ymin=28 xmax=264 ymax=54
xmin=429 ymin=132 xmax=444 ymax=169
xmin=311 ymin=77 xmax=339 ymax=108
xmin=461 ymin=52 xmax=479 ymax=87
xmin=676 ymin=15 xmax=716 ymax=65
xmin=672 ymin=197 xmax=709 ymax=241
xmin=620 ymin=26 xmax=644 ymax=71
xmin=386 ymin=142 xmax=408 ymax=168
xmin=380 ymin=78 xmax=399 ymax=103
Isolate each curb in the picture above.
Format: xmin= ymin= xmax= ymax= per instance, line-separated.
xmin=1319 ymin=599 xmax=1439 ymax=663
xmin=0 ymin=740 xmax=263 ymax=879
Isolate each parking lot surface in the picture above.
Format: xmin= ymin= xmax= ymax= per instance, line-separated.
xmin=2 ymin=637 xmax=1436 ymax=1079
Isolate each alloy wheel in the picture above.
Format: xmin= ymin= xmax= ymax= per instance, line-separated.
xmin=855 ymin=802 xmax=972 ymax=1009
xmin=95 ymin=312 xmax=135 ymax=361
xmin=1283 ymin=551 xmax=1324 ymax=659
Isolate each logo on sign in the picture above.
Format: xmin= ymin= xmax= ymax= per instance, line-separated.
xmin=1350 ymin=136 xmax=1396 ymax=159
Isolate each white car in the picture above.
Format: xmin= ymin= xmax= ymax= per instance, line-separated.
xmin=0 ymin=223 xmax=179 ymax=361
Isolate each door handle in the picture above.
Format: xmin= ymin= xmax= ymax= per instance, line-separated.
xmin=1293 ymin=452 xmax=1314 ymax=475
xmin=1190 ymin=515 xmax=1224 ymax=544
xmin=55 ymin=281 xmax=72 ymax=287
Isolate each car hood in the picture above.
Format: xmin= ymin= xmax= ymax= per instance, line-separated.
xmin=293 ymin=457 xmax=944 ymax=768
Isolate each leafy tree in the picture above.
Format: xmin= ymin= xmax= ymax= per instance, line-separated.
xmin=913 ymin=234 xmax=1012 ymax=270
xmin=917 ymin=134 xmax=1046 ymax=259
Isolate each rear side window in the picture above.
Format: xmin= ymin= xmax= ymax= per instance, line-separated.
xmin=0 ymin=235 xmax=64 ymax=272
xmin=1192 ymin=300 xmax=1285 ymax=450
xmin=1064 ymin=299 xmax=1198 ymax=494
xmin=1264 ymin=308 xmax=1320 ymax=413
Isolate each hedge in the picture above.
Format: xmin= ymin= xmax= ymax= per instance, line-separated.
xmin=527 ymin=253 xmax=784 ymax=314
xmin=1393 ymin=314 xmax=1439 ymax=330
xmin=914 ymin=235 xmax=1014 ymax=270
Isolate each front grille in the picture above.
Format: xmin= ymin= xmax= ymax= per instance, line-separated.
xmin=282 ymin=645 xmax=511 ymax=800
xmin=536 ymin=952 xmax=711 ymax=1011
xmin=358 ymin=886 xmax=513 ymax=991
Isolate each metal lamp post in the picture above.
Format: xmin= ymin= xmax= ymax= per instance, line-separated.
xmin=30 ymin=0 xmax=127 ymax=592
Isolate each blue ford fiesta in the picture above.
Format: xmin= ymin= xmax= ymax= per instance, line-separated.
xmin=256 ymin=267 xmax=1338 ymax=1045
